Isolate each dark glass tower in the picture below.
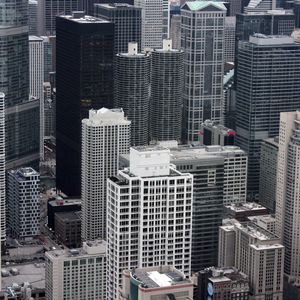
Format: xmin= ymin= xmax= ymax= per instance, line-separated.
xmin=150 ymin=40 xmax=184 ymax=142
xmin=56 ymin=13 xmax=114 ymax=196
xmin=114 ymin=43 xmax=150 ymax=146
xmin=235 ymin=34 xmax=300 ymax=199
xmin=94 ymin=3 xmax=142 ymax=54
xmin=0 ymin=0 xmax=40 ymax=170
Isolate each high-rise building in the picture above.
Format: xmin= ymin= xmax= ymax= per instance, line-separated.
xmin=81 ymin=0 xmax=135 ymax=15
xmin=170 ymin=14 xmax=181 ymax=49
xmin=41 ymin=36 xmax=56 ymax=82
xmin=107 ymin=147 xmax=193 ymax=299
xmin=225 ymin=16 xmax=236 ymax=62
xmin=45 ymin=240 xmax=107 ymax=300
xmin=114 ymin=43 xmax=151 ymax=146
xmin=0 ymin=93 xmax=5 ymax=262
xmin=29 ymin=0 xmax=38 ymax=35
xmin=134 ymin=0 xmax=164 ymax=49
xmin=150 ymin=39 xmax=184 ymax=143
xmin=275 ymin=111 xmax=300 ymax=283
xmin=29 ymin=36 xmax=45 ymax=160
xmin=1 ymin=0 xmax=40 ymax=170
xmin=94 ymin=3 xmax=142 ymax=54
xmin=235 ymin=35 xmax=300 ymax=199
xmin=259 ymin=137 xmax=278 ymax=213
xmin=81 ymin=108 xmax=130 ymax=241
xmin=43 ymin=82 xmax=55 ymax=139
xmin=7 ymin=168 xmax=40 ymax=239
xmin=37 ymin=0 xmax=82 ymax=35
xmin=181 ymin=1 xmax=226 ymax=142
xmin=56 ymin=13 xmax=114 ymax=196
xmin=120 ymin=266 xmax=194 ymax=300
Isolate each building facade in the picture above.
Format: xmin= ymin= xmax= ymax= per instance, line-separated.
xmin=107 ymin=147 xmax=193 ymax=299
xmin=181 ymin=1 xmax=226 ymax=142
xmin=81 ymin=108 xmax=130 ymax=241
xmin=150 ymin=40 xmax=184 ymax=143
xmin=225 ymin=16 xmax=236 ymax=63
xmin=56 ymin=13 xmax=114 ymax=196
xmin=235 ymin=35 xmax=300 ymax=199
xmin=114 ymin=43 xmax=151 ymax=146
xmin=7 ymin=168 xmax=40 ymax=239
xmin=94 ymin=3 xmax=142 ymax=54
xmin=29 ymin=0 xmax=38 ymax=35
xmin=45 ymin=240 xmax=107 ymax=300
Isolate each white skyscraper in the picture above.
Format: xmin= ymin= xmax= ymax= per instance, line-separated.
xmin=275 ymin=111 xmax=300 ymax=283
xmin=107 ymin=146 xmax=193 ymax=299
xmin=29 ymin=36 xmax=44 ymax=159
xmin=181 ymin=1 xmax=226 ymax=142
xmin=45 ymin=240 xmax=107 ymax=300
xmin=81 ymin=108 xmax=130 ymax=241
xmin=134 ymin=0 xmax=164 ymax=49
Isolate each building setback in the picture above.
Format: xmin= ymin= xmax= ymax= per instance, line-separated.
xmin=150 ymin=39 xmax=184 ymax=143
xmin=114 ymin=43 xmax=150 ymax=146
xmin=81 ymin=108 xmax=130 ymax=241
xmin=235 ymin=34 xmax=300 ymax=199
xmin=94 ymin=3 xmax=142 ymax=54
xmin=56 ymin=13 xmax=114 ymax=196
xmin=181 ymin=1 xmax=226 ymax=142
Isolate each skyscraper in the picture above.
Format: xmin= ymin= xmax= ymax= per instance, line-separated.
xmin=29 ymin=36 xmax=45 ymax=160
xmin=275 ymin=111 xmax=300 ymax=283
xmin=29 ymin=0 xmax=38 ymax=35
xmin=1 ymin=0 xmax=40 ymax=170
xmin=181 ymin=1 xmax=226 ymax=142
xmin=81 ymin=108 xmax=130 ymax=241
xmin=235 ymin=35 xmax=300 ymax=199
xmin=224 ymin=16 xmax=236 ymax=63
xmin=56 ymin=13 xmax=114 ymax=196
xmin=150 ymin=39 xmax=184 ymax=143
xmin=114 ymin=42 xmax=151 ymax=146
xmin=94 ymin=3 xmax=142 ymax=54
xmin=107 ymin=147 xmax=193 ymax=299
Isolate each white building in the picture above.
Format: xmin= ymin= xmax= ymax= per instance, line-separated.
xmin=45 ymin=240 xmax=106 ymax=300
xmin=181 ymin=1 xmax=226 ymax=142
xmin=29 ymin=36 xmax=44 ymax=160
xmin=275 ymin=111 xmax=300 ymax=283
xmin=7 ymin=168 xmax=40 ymax=239
xmin=81 ymin=108 xmax=130 ymax=241
xmin=107 ymin=146 xmax=193 ymax=299
xmin=134 ymin=0 xmax=165 ymax=50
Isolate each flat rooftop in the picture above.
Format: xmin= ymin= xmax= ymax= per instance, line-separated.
xmin=95 ymin=3 xmax=137 ymax=9
xmin=62 ymin=14 xmax=109 ymax=24
xmin=225 ymin=202 xmax=268 ymax=212
xmin=48 ymin=198 xmax=81 ymax=207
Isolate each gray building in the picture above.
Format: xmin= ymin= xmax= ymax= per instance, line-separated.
xmin=29 ymin=0 xmax=38 ymax=35
xmin=235 ymin=34 xmax=300 ymax=199
xmin=170 ymin=14 xmax=181 ymax=49
xmin=225 ymin=16 xmax=236 ymax=63
xmin=94 ymin=3 xmax=142 ymax=54
xmin=7 ymin=168 xmax=40 ymax=239
xmin=259 ymin=137 xmax=278 ymax=213
xmin=0 ymin=0 xmax=40 ymax=170
xmin=150 ymin=40 xmax=184 ymax=143
xmin=0 ymin=94 xmax=5 ymax=250
xmin=181 ymin=1 xmax=226 ymax=142
xmin=114 ymin=43 xmax=151 ymax=146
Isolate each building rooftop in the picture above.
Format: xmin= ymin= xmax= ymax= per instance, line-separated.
xmin=62 ymin=13 xmax=109 ymax=24
xmin=48 ymin=198 xmax=81 ymax=207
xmin=29 ymin=36 xmax=44 ymax=41
xmin=248 ymin=214 xmax=276 ymax=224
xmin=241 ymin=8 xmax=294 ymax=15
xmin=250 ymin=243 xmax=284 ymax=250
xmin=263 ymin=136 xmax=279 ymax=147
xmin=202 ymin=120 xmax=236 ymax=135
xmin=10 ymin=167 xmax=39 ymax=182
xmin=250 ymin=34 xmax=295 ymax=45
xmin=225 ymin=202 xmax=268 ymax=213
xmin=95 ymin=3 xmax=137 ymax=9
xmin=183 ymin=1 xmax=227 ymax=11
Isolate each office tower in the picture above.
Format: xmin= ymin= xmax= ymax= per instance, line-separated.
xmin=227 ymin=0 xmax=243 ymax=15
xmin=248 ymin=214 xmax=276 ymax=233
xmin=150 ymin=40 xmax=184 ymax=143
xmin=219 ymin=221 xmax=284 ymax=299
xmin=195 ymin=267 xmax=249 ymax=300
xmin=107 ymin=147 xmax=193 ymax=299
xmin=170 ymin=15 xmax=181 ymax=49
xmin=0 ymin=93 xmax=5 ymax=263
xmin=114 ymin=43 xmax=151 ymax=146
xmin=259 ymin=137 xmax=278 ymax=213
xmin=29 ymin=36 xmax=45 ymax=160
xmin=244 ymin=0 xmax=273 ymax=12
xmin=181 ymin=2 xmax=226 ymax=143
xmin=134 ymin=0 xmax=164 ymax=49
xmin=235 ymin=35 xmax=300 ymax=199
xmin=56 ymin=13 xmax=114 ymax=196
xmin=45 ymin=240 xmax=107 ymax=300
xmin=1 ymin=0 xmax=40 ymax=170
xmin=81 ymin=108 xmax=130 ymax=241
xmin=275 ymin=111 xmax=300 ymax=283
xmin=225 ymin=17 xmax=236 ymax=62
xmin=29 ymin=0 xmax=38 ymax=35
xmin=44 ymin=83 xmax=55 ymax=139
xmin=94 ymin=3 xmax=142 ymax=54
xmin=37 ymin=0 xmax=82 ymax=35
xmin=200 ymin=120 xmax=235 ymax=146
xmin=223 ymin=67 xmax=235 ymax=129
xmin=41 ymin=36 xmax=56 ymax=82
xmin=81 ymin=0 xmax=134 ymax=15
xmin=120 ymin=266 xmax=194 ymax=300
xmin=7 ymin=168 xmax=40 ymax=239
